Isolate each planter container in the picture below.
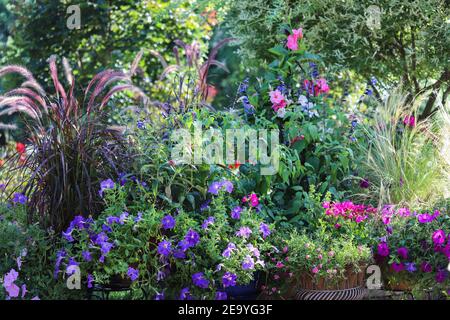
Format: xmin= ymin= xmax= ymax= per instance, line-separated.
xmin=294 ymin=265 xmax=367 ymax=300
xmin=224 ymin=273 xmax=260 ymax=300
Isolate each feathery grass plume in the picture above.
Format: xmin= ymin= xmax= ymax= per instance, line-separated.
xmin=0 ymin=54 xmax=147 ymax=232
xmin=355 ymin=90 xmax=448 ymax=209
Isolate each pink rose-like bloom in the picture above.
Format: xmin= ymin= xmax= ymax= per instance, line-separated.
xmin=305 ymin=255 xmax=310 ymax=260
xmin=286 ymin=28 xmax=303 ymax=51
xmin=276 ymin=261 xmax=285 ymax=269
xmin=269 ymin=90 xmax=284 ymax=105
xmin=432 ymin=229 xmax=446 ymax=245
xmin=377 ymin=242 xmax=390 ymax=257
xmin=391 ymin=262 xmax=405 ymax=273
xmin=315 ymin=78 xmax=330 ymax=94
xmin=311 ymin=266 xmax=319 ymax=274
xmin=397 ymin=247 xmax=408 ymax=259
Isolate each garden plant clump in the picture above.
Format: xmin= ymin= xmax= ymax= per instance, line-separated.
xmin=0 ymin=0 xmax=449 ymax=301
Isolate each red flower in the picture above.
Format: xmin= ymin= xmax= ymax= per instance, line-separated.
xmin=228 ymin=161 xmax=241 ymax=170
xmin=16 ymin=142 xmax=26 ymax=154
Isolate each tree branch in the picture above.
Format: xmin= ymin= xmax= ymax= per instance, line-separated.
xmin=419 ymin=69 xmax=450 ymax=120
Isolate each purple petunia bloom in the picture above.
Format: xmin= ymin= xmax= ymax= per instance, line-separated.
xmin=87 ymin=274 xmax=94 ymax=288
xmin=54 ymin=249 xmax=66 ymax=279
xmin=200 ymin=199 xmax=211 ymax=212
xmin=177 ymin=240 xmax=190 ymax=252
xmin=201 ymin=216 xmax=215 ymax=230
xmin=106 ymin=216 xmax=120 ymax=225
xmin=377 ymin=242 xmax=389 ymax=257
xmin=127 ymin=267 xmax=139 ymax=282
xmin=207 ymin=180 xmax=234 ymax=195
xmin=157 ymin=240 xmax=172 ymax=256
xmin=99 ymin=179 xmax=115 ymax=197
xmin=359 ymin=178 xmax=370 ymax=189
xmin=82 ymin=250 xmax=92 ymax=262
xmin=179 ymin=287 xmax=193 ymax=300
xmin=222 ymin=243 xmax=236 ymax=258
xmin=137 ymin=120 xmax=145 ymax=130
xmin=247 ymin=243 xmax=260 ymax=258
xmin=242 ymin=255 xmax=255 ymax=270
xmin=230 ymin=206 xmax=242 ymax=220
xmin=62 ymin=227 xmax=75 ymax=242
xmin=421 ymin=262 xmax=433 ymax=273
xmin=119 ymin=212 xmax=129 ymax=224
xmin=134 ymin=212 xmax=143 ymax=223
xmin=436 ymin=269 xmax=447 ymax=283
xmin=405 ymin=262 xmax=417 ymax=273
xmin=173 ymin=249 xmax=186 ymax=259
xmin=236 ymin=226 xmax=252 ymax=239
xmin=66 ymin=257 xmax=79 ymax=275
xmin=222 ymin=272 xmax=237 ymax=288
xmin=154 ymin=292 xmax=165 ymax=300
xmin=259 ymin=223 xmax=271 ymax=238
xmin=192 ymin=272 xmax=209 ymax=289
xmin=12 ymin=193 xmax=27 ymax=205
xmin=161 ymin=215 xmax=176 ymax=230
xmin=215 ymin=291 xmax=228 ymax=300
xmin=417 ymin=211 xmax=439 ymax=224
xmin=184 ymin=229 xmax=200 ymax=247
xmin=208 ymin=181 xmax=222 ymax=195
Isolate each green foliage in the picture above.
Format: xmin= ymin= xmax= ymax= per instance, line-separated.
xmin=213 ymin=0 xmax=450 ymax=116
xmin=232 ymin=28 xmax=355 ymax=228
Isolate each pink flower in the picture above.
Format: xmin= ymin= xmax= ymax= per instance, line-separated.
xmin=315 ymin=78 xmax=330 ymax=94
xmin=397 ymin=247 xmax=408 ymax=259
xmin=311 ymin=266 xmax=319 ymax=274
xmin=286 ymin=28 xmax=303 ymax=51
xmin=276 ymin=261 xmax=285 ymax=269
xmin=377 ymin=242 xmax=390 ymax=257
xmin=269 ymin=90 xmax=284 ymax=104
xmin=403 ymin=115 xmax=416 ymax=128
xmin=328 ymin=251 xmax=335 ymax=257
xmin=305 ymin=255 xmax=310 ymax=260
xmin=391 ymin=262 xmax=404 ymax=273
xmin=432 ymin=230 xmax=446 ymax=245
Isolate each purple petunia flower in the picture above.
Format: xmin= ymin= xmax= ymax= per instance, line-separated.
xmin=99 ymin=179 xmax=115 ymax=197
xmin=359 ymin=178 xmax=370 ymax=189
xmin=231 ymin=206 xmax=242 ymax=220
xmin=12 ymin=193 xmax=27 ymax=205
xmin=201 ymin=216 xmax=215 ymax=230
xmin=207 ymin=180 xmax=234 ymax=195
xmin=436 ymin=269 xmax=447 ymax=283
xmin=154 ymin=292 xmax=165 ymax=300
xmin=127 ymin=267 xmax=139 ymax=282
xmin=222 ymin=272 xmax=237 ymax=288
xmin=173 ymin=249 xmax=186 ymax=259
xmin=177 ymin=240 xmax=190 ymax=252
xmin=137 ymin=120 xmax=145 ymax=130
xmin=157 ymin=240 xmax=172 ymax=256
xmin=161 ymin=215 xmax=176 ymax=230
xmin=215 ymin=291 xmax=228 ymax=300
xmin=222 ymin=243 xmax=236 ymax=258
xmin=179 ymin=287 xmax=193 ymax=300
xmin=134 ymin=212 xmax=143 ymax=223
xmin=247 ymin=243 xmax=260 ymax=258
xmin=421 ymin=262 xmax=433 ymax=273
xmin=119 ymin=212 xmax=129 ymax=224
xmin=54 ymin=249 xmax=66 ymax=279
xmin=208 ymin=181 xmax=223 ymax=195
xmin=184 ymin=229 xmax=200 ymax=247
xmin=106 ymin=216 xmax=120 ymax=225
xmin=82 ymin=250 xmax=92 ymax=262
xmin=405 ymin=262 xmax=417 ymax=273
xmin=200 ymin=199 xmax=211 ymax=212
xmin=62 ymin=226 xmax=75 ymax=242
xmin=259 ymin=223 xmax=271 ymax=238
xmin=87 ymin=274 xmax=94 ymax=288
xmin=236 ymin=226 xmax=252 ymax=239
xmin=192 ymin=272 xmax=209 ymax=289
xmin=242 ymin=255 xmax=255 ymax=270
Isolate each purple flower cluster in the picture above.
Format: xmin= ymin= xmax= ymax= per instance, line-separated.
xmin=127 ymin=267 xmax=139 ymax=282
xmin=99 ymin=179 xmax=115 ymax=197
xmin=222 ymin=272 xmax=237 ymax=288
xmin=207 ymin=180 xmax=233 ymax=195
xmin=192 ymin=272 xmax=209 ymax=289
